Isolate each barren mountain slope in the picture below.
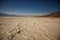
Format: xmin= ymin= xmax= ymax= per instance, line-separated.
xmin=41 ymin=12 xmax=60 ymax=17
xmin=0 ymin=17 xmax=60 ymax=40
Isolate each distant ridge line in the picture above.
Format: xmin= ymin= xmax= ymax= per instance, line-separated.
xmin=37 ymin=12 xmax=60 ymax=17
xmin=0 ymin=11 xmax=60 ymax=17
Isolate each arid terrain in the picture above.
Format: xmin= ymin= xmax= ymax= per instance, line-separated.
xmin=0 ymin=17 xmax=60 ymax=40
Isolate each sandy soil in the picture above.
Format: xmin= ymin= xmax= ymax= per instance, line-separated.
xmin=0 ymin=17 xmax=60 ymax=40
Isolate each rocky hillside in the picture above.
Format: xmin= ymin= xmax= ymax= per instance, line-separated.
xmin=46 ymin=12 xmax=60 ymax=17
xmin=36 ymin=12 xmax=60 ymax=17
xmin=43 ymin=12 xmax=60 ymax=17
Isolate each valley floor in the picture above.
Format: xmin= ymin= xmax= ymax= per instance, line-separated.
xmin=0 ymin=17 xmax=60 ymax=40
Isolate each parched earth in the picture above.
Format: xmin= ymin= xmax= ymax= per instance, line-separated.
xmin=0 ymin=17 xmax=60 ymax=40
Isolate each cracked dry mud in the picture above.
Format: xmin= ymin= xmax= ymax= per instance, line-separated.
xmin=0 ymin=17 xmax=60 ymax=40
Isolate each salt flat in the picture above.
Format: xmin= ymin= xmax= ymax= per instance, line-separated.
xmin=0 ymin=17 xmax=60 ymax=40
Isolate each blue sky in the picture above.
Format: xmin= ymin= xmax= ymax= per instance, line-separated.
xmin=0 ymin=0 xmax=60 ymax=16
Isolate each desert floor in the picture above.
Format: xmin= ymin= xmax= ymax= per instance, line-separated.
xmin=0 ymin=17 xmax=60 ymax=40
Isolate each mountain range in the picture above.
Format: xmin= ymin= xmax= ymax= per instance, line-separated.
xmin=0 ymin=12 xmax=60 ymax=17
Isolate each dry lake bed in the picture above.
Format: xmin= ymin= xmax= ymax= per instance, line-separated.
xmin=0 ymin=17 xmax=60 ymax=40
